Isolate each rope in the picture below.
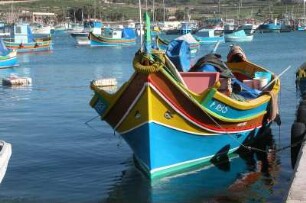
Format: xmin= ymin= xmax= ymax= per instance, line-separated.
xmin=84 ymin=115 xmax=99 ymax=124
xmin=200 ymin=101 xmax=292 ymax=154
xmin=275 ymin=137 xmax=306 ymax=152
xmin=133 ymin=52 xmax=164 ymax=73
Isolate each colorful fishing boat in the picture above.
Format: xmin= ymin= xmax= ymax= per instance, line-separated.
xmin=0 ymin=38 xmax=18 ymax=68
xmin=89 ymin=13 xmax=281 ymax=179
xmin=3 ymin=23 xmax=52 ymax=53
xmin=89 ymin=27 xmax=136 ymax=46
xmin=224 ymin=30 xmax=254 ymax=42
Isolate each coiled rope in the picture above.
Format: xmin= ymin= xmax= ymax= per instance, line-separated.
xmin=133 ymin=51 xmax=165 ymax=74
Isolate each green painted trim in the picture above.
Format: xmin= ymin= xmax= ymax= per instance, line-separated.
xmin=134 ymin=147 xmax=239 ymax=181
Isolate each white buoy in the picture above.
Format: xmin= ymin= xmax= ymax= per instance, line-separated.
xmin=2 ymin=75 xmax=32 ymax=86
xmin=92 ymin=78 xmax=117 ymax=87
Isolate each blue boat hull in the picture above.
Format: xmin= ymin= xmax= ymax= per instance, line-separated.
xmin=122 ymin=121 xmax=265 ymax=179
xmin=195 ymin=36 xmax=225 ymax=44
xmin=257 ymin=23 xmax=281 ymax=33
xmin=90 ymin=40 xmax=136 ymax=47
xmin=0 ymin=57 xmax=17 ymax=68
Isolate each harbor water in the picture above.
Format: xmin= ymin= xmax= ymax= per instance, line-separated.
xmin=0 ymin=31 xmax=305 ymax=202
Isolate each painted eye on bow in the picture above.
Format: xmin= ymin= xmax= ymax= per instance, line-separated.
xmin=164 ymin=111 xmax=173 ymax=119
xmin=135 ymin=110 xmax=141 ymax=119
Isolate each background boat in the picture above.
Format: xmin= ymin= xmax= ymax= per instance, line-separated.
xmin=224 ymin=30 xmax=254 ymax=42
xmin=156 ymin=33 xmax=200 ymax=57
xmin=3 ymin=23 xmax=52 ymax=53
xmin=257 ymin=19 xmax=282 ymax=33
xmin=193 ymin=28 xmax=225 ymax=44
xmin=89 ymin=27 xmax=136 ymax=46
xmin=71 ymin=20 xmax=103 ymax=46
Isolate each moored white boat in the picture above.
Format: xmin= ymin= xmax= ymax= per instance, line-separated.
xmin=0 ymin=140 xmax=12 ymax=184
xmin=194 ymin=28 xmax=225 ymax=44
xmin=224 ymin=30 xmax=254 ymax=42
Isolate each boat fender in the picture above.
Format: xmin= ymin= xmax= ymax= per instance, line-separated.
xmin=299 ymin=99 xmax=306 ymax=107
xmin=301 ymin=90 xmax=306 ymax=99
xmin=133 ymin=52 xmax=165 ymax=73
xmin=291 ymin=121 xmax=306 ymax=169
xmin=297 ymin=105 xmax=306 ymax=125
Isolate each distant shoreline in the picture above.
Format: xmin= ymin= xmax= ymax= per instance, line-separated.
xmin=0 ymin=0 xmax=38 ymax=5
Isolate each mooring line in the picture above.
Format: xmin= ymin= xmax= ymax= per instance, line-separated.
xmin=84 ymin=115 xmax=100 ymax=124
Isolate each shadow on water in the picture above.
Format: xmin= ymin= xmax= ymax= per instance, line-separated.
xmin=103 ymin=128 xmax=280 ymax=203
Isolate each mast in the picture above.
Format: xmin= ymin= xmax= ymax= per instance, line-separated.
xmin=153 ymin=0 xmax=155 ymax=23
xmin=163 ymin=0 xmax=166 ymax=23
xmin=73 ymin=9 xmax=76 ymax=23
xmin=303 ymin=0 xmax=306 ymax=18
xmin=144 ymin=12 xmax=151 ymax=55
xmin=139 ymin=0 xmax=143 ymax=52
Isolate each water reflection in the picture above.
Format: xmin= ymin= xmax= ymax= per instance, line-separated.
xmin=105 ymin=129 xmax=280 ymax=203
xmin=17 ymin=50 xmax=53 ymax=64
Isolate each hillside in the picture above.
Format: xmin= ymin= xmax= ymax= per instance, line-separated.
xmin=0 ymin=0 xmax=304 ymax=22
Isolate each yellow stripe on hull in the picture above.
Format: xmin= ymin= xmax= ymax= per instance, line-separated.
xmin=116 ymin=84 xmax=212 ymax=135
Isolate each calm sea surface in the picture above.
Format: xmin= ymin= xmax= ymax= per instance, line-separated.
xmin=0 ymin=31 xmax=305 ymax=203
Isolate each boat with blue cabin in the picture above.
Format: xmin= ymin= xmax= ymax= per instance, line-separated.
xmin=178 ymin=21 xmax=198 ymax=35
xmin=3 ymin=23 xmax=52 ymax=53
